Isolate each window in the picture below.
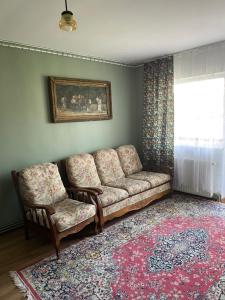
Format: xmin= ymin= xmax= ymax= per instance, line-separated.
xmin=174 ymin=77 xmax=224 ymax=147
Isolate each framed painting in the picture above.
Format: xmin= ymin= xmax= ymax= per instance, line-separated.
xmin=49 ymin=77 xmax=112 ymax=122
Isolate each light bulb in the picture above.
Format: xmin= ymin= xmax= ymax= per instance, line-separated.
xmin=59 ymin=11 xmax=77 ymax=31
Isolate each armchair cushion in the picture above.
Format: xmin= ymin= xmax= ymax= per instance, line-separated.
xmin=94 ymin=148 xmax=125 ymax=184
xmin=52 ymin=198 xmax=96 ymax=232
xmin=128 ymin=171 xmax=171 ymax=188
xmin=117 ymin=145 xmax=143 ymax=176
xmin=19 ymin=163 xmax=67 ymax=206
xmin=98 ymin=186 xmax=129 ymax=207
xmin=105 ymin=178 xmax=150 ymax=196
xmin=66 ymin=153 xmax=101 ymax=187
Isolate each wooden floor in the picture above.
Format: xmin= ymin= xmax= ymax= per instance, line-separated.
xmin=0 ymin=225 xmax=96 ymax=300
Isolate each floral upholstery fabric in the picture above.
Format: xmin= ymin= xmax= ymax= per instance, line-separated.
xmin=117 ymin=145 xmax=143 ymax=176
xmin=103 ymin=182 xmax=171 ymax=217
xmin=93 ymin=148 xmax=125 ymax=184
xmin=128 ymin=171 xmax=171 ymax=188
xmin=52 ymin=198 xmax=96 ymax=232
xmin=105 ymin=178 xmax=150 ymax=196
xmin=66 ymin=153 xmax=101 ymax=187
xmin=19 ymin=163 xmax=68 ymax=206
xmin=98 ymin=186 xmax=129 ymax=208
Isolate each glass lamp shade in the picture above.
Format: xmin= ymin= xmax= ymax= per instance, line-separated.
xmin=59 ymin=11 xmax=77 ymax=31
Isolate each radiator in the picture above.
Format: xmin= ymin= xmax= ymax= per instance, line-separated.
xmin=174 ymin=158 xmax=215 ymax=197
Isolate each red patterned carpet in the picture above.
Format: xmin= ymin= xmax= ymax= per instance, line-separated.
xmin=11 ymin=194 xmax=225 ymax=299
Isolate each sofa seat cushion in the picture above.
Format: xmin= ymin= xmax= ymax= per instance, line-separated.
xmin=117 ymin=144 xmax=143 ymax=176
xmin=102 ymin=182 xmax=171 ymax=217
xmin=128 ymin=171 xmax=171 ymax=188
xmin=52 ymin=199 xmax=96 ymax=232
xmin=98 ymin=186 xmax=129 ymax=208
xmin=66 ymin=153 xmax=101 ymax=187
xmin=105 ymin=178 xmax=150 ymax=196
xmin=94 ymin=148 xmax=125 ymax=184
xmin=19 ymin=163 xmax=68 ymax=206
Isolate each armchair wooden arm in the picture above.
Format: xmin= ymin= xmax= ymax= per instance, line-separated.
xmin=23 ymin=203 xmax=57 ymax=236
xmin=25 ymin=203 xmax=56 ymax=215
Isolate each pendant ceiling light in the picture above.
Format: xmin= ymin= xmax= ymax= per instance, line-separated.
xmin=59 ymin=0 xmax=77 ymax=32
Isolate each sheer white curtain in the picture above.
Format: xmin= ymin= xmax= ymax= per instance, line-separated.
xmin=174 ymin=41 xmax=225 ymax=198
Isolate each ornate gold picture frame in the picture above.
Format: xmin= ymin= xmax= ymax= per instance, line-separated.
xmin=49 ymin=77 xmax=112 ymax=122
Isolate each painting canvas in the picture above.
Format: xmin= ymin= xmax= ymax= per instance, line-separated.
xmin=49 ymin=77 xmax=112 ymax=122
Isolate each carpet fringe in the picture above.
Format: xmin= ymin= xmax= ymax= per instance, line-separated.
xmin=9 ymin=271 xmax=35 ymax=300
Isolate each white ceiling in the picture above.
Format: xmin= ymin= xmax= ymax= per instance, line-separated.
xmin=1 ymin=0 xmax=225 ymax=65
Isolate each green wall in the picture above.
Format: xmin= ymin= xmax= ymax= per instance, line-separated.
xmin=0 ymin=46 xmax=140 ymax=233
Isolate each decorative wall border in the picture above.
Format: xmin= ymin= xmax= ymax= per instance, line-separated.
xmin=0 ymin=39 xmax=141 ymax=68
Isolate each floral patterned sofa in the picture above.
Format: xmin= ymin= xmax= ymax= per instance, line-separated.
xmin=66 ymin=145 xmax=172 ymax=229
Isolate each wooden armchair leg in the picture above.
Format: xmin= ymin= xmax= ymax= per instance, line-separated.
xmin=53 ymin=238 xmax=61 ymax=259
xmin=97 ymin=209 xmax=104 ymax=233
xmin=50 ymin=227 xmax=61 ymax=259
xmin=94 ymin=216 xmax=99 ymax=234
xmin=98 ymin=219 xmax=104 ymax=233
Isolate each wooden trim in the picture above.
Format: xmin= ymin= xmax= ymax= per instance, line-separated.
xmin=103 ymin=189 xmax=172 ymax=223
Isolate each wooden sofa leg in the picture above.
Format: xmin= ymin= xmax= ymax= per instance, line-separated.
xmin=169 ymin=188 xmax=174 ymax=198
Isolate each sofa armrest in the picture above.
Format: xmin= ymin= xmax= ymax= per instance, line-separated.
xmin=68 ymin=186 xmax=103 ymax=195
xmin=66 ymin=187 xmax=100 ymax=206
xmin=66 ymin=186 xmax=103 ymax=197
xmin=143 ymin=166 xmax=173 ymax=176
xmin=67 ymin=186 xmax=104 ymax=228
xmin=85 ymin=187 xmax=103 ymax=194
xmin=161 ymin=166 xmax=173 ymax=176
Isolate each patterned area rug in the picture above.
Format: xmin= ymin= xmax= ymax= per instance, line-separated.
xmin=11 ymin=194 xmax=225 ymax=299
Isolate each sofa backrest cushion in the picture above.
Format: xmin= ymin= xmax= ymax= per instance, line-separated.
xmin=93 ymin=148 xmax=125 ymax=184
xmin=117 ymin=145 xmax=143 ymax=175
xmin=19 ymin=163 xmax=67 ymax=206
xmin=66 ymin=153 xmax=101 ymax=187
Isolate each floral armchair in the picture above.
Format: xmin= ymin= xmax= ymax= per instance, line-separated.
xmin=11 ymin=163 xmax=98 ymax=258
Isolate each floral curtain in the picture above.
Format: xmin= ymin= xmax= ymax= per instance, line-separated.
xmin=142 ymin=56 xmax=174 ymax=175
